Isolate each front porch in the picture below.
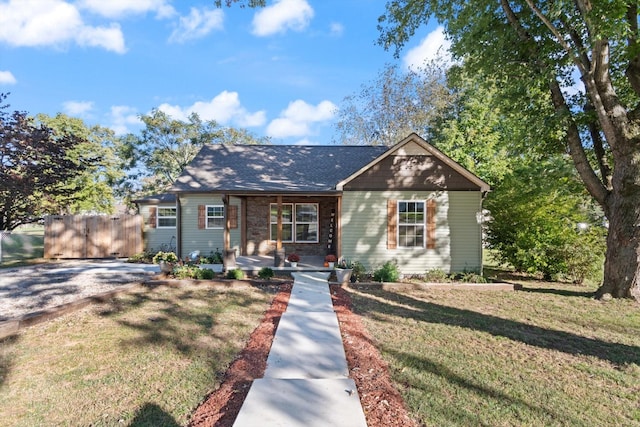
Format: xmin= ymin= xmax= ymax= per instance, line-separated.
xmin=233 ymin=255 xmax=331 ymax=275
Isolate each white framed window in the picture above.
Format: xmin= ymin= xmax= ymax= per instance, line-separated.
xmin=157 ymin=206 xmax=177 ymax=228
xmin=398 ymin=201 xmax=425 ymax=247
xmin=270 ymin=203 xmax=293 ymax=242
xmin=295 ymin=203 xmax=318 ymax=243
xmin=270 ymin=203 xmax=318 ymax=243
xmin=206 ymin=205 xmax=224 ymax=229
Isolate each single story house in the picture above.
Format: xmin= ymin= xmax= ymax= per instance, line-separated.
xmin=135 ymin=133 xmax=490 ymax=274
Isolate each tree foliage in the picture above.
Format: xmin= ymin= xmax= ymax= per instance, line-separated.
xmin=485 ymin=156 xmax=606 ymax=283
xmin=379 ymin=0 xmax=640 ymax=299
xmin=0 ymin=94 xmax=92 ymax=230
xmin=334 ymin=62 xmax=453 ymax=146
xmin=36 ymin=113 xmax=122 ymax=214
xmin=119 ymin=109 xmax=269 ymax=201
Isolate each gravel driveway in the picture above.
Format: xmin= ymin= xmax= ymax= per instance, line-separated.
xmin=0 ymin=260 xmax=159 ymax=321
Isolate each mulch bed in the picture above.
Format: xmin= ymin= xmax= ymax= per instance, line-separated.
xmin=188 ymin=283 xmax=418 ymax=427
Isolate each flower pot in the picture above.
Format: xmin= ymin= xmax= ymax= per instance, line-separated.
xmin=335 ymin=268 xmax=352 ymax=285
xmin=159 ymin=261 xmax=174 ymax=273
xmin=289 ymin=262 xmax=298 ymax=268
xmin=328 ymin=262 xmax=335 ymax=268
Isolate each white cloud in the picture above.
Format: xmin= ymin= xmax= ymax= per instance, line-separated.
xmin=266 ymin=99 xmax=336 ymax=138
xmin=79 ymin=0 xmax=175 ymax=19
xmin=329 ymin=22 xmax=344 ymax=37
xmin=0 ymin=0 xmax=126 ymax=53
xmin=0 ymin=70 xmax=17 ymax=85
xmin=109 ymin=105 xmax=141 ymax=135
xmin=252 ymin=0 xmax=314 ymax=36
xmin=63 ymin=100 xmax=93 ymax=116
xmin=169 ymin=7 xmax=224 ymax=43
xmin=158 ymin=91 xmax=267 ymax=127
xmin=403 ymin=26 xmax=452 ymax=71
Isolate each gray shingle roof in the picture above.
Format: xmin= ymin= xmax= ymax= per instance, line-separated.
xmin=171 ymin=144 xmax=389 ymax=193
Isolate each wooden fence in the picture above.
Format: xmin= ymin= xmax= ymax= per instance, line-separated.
xmin=44 ymin=215 xmax=143 ymax=259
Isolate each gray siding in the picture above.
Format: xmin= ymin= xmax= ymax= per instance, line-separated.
xmin=179 ymin=194 xmax=241 ymax=257
xmin=341 ymin=191 xmax=483 ymax=275
xmin=140 ymin=204 xmax=177 ymax=253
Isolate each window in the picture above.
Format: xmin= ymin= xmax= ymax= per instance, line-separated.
xmin=157 ymin=207 xmax=177 ymax=228
xmin=206 ymin=205 xmax=224 ymax=229
xmin=270 ymin=203 xmax=318 ymax=243
xmin=398 ymin=201 xmax=424 ymax=247
xmin=270 ymin=204 xmax=293 ymax=242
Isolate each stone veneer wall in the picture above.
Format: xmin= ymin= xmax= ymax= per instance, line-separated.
xmin=244 ymin=196 xmax=337 ymax=257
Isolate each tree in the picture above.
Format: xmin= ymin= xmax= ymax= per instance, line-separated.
xmin=334 ymin=62 xmax=453 ymax=146
xmin=119 ymin=109 xmax=268 ymax=201
xmin=0 ymin=94 xmax=90 ymax=230
xmin=36 ymin=113 xmax=122 ymax=214
xmin=485 ymin=155 xmax=606 ymax=283
xmin=379 ymin=1 xmax=640 ymax=300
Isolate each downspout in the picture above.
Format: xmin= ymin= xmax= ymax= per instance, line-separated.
xmin=176 ymin=193 xmax=182 ymax=259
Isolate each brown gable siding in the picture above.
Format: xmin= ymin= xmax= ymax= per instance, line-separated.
xmin=344 ymin=155 xmax=482 ymax=191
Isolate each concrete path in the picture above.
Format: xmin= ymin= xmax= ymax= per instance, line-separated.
xmin=233 ymin=272 xmax=368 ymax=427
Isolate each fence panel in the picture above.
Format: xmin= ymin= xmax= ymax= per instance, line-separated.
xmin=44 ymin=215 xmax=143 ymax=259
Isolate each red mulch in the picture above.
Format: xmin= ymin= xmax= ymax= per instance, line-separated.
xmin=187 ymin=283 xmax=418 ymax=427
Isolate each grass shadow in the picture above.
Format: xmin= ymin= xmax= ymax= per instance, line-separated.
xmin=351 ymin=289 xmax=640 ymax=366
xmin=128 ymin=402 xmax=180 ymax=427
xmin=0 ymin=334 xmax=19 ymax=388
xmin=519 ymin=286 xmax=595 ymax=298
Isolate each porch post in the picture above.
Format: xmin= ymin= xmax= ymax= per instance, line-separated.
xmin=274 ymin=195 xmax=285 ymax=267
xmin=222 ymin=194 xmax=236 ymax=269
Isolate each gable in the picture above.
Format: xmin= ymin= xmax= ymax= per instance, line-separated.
xmin=339 ymin=134 xmax=489 ymax=192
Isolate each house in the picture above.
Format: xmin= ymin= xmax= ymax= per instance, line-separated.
xmin=135 ymin=133 xmax=490 ymax=274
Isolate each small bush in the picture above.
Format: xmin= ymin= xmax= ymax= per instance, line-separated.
xmin=458 ymin=272 xmax=488 ymax=283
xmin=196 ymin=268 xmax=215 ymax=280
xmin=373 ymin=260 xmax=400 ymax=283
xmin=424 ymin=268 xmax=450 ymax=283
xmin=173 ymin=265 xmax=200 ymax=279
xmin=258 ymin=267 xmax=274 ymax=279
xmin=349 ymin=260 xmax=366 ymax=283
xmin=226 ymin=269 xmax=245 ymax=280
xmin=127 ymin=251 xmax=154 ymax=263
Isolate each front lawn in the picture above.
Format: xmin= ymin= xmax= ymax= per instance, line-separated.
xmin=348 ymin=280 xmax=640 ymax=426
xmin=0 ymin=283 xmax=275 ymax=426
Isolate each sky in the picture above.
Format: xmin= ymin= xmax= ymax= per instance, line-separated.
xmin=0 ymin=0 xmax=449 ymax=145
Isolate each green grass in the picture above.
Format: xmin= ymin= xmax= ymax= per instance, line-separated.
xmin=0 ymin=283 xmax=274 ymax=426
xmin=348 ymin=280 xmax=640 ymax=426
xmin=0 ymin=226 xmax=44 ymax=264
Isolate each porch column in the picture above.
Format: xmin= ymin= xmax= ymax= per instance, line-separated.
xmin=274 ymin=195 xmax=285 ymax=267
xmin=337 ymin=195 xmax=342 ymax=260
xmin=222 ymin=194 xmax=236 ymax=269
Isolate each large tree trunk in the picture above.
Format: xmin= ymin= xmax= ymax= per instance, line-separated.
xmin=597 ymin=148 xmax=640 ymax=300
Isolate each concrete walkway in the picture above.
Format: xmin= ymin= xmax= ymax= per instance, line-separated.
xmin=233 ymin=272 xmax=368 ymax=427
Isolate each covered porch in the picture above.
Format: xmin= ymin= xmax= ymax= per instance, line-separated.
xmin=233 ymin=255 xmax=331 ymax=275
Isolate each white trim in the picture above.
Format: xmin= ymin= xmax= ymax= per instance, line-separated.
xmin=397 ymin=200 xmax=425 ymax=248
xmin=156 ymin=206 xmax=177 ymax=229
xmin=206 ymin=204 xmax=224 ymax=229
xmin=336 ymin=133 xmax=491 ymax=192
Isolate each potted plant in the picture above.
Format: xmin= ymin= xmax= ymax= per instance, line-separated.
xmin=152 ymin=251 xmax=178 ymax=273
xmin=287 ymin=253 xmax=300 ymax=267
xmin=200 ymin=249 xmax=224 ymax=272
xmin=335 ymin=259 xmax=353 ymax=284
xmin=325 ymin=254 xmax=337 ymax=268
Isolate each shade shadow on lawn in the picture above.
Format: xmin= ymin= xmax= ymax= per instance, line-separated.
xmin=353 ymin=290 xmax=640 ymax=367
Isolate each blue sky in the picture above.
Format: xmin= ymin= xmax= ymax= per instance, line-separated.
xmin=0 ymin=0 xmax=448 ymax=145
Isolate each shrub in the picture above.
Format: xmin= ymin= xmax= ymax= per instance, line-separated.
xmin=373 ymin=260 xmax=400 ymax=283
xmin=424 ymin=268 xmax=450 ymax=283
xmin=458 ymin=271 xmax=488 ymax=283
xmin=173 ymin=265 xmax=200 ymax=279
xmin=258 ymin=267 xmax=274 ymax=279
xmin=196 ymin=268 xmax=215 ymax=280
xmin=202 ymin=249 xmax=223 ymax=264
xmin=226 ymin=269 xmax=245 ymax=280
xmin=127 ymin=250 xmax=154 ymax=263
xmin=152 ymin=251 xmax=178 ymax=264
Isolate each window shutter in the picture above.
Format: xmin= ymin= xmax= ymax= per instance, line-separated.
xmin=387 ymin=199 xmax=397 ymax=249
xmin=427 ymin=199 xmax=436 ymax=249
xmin=198 ymin=205 xmax=205 ymax=229
xmin=148 ymin=207 xmax=157 ymax=229
xmin=228 ymin=205 xmax=238 ymax=229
